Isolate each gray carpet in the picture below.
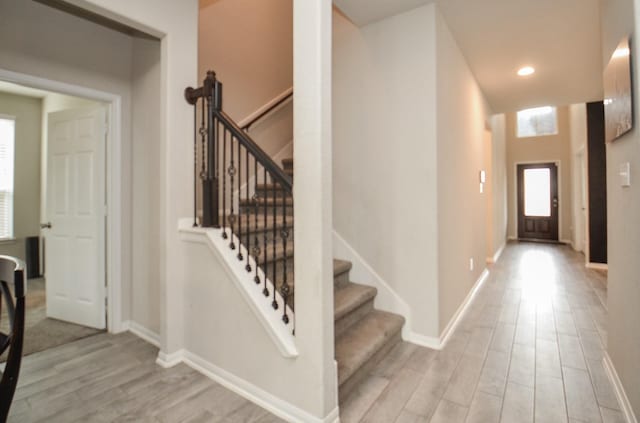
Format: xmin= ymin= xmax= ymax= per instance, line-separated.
xmin=0 ymin=277 xmax=103 ymax=361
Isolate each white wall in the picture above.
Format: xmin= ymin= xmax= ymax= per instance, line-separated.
xmin=569 ymin=103 xmax=588 ymax=253
xmin=601 ymin=0 xmax=640 ymax=417
xmin=0 ymin=92 xmax=42 ymax=262
xmin=333 ymin=4 xmax=440 ymax=337
xmin=435 ymin=9 xmax=492 ymax=333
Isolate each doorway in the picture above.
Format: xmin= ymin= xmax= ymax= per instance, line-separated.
xmin=0 ymin=76 xmax=118 ymax=359
xmin=517 ymin=162 xmax=559 ymax=241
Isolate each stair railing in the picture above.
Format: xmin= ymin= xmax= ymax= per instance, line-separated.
xmin=185 ymin=71 xmax=294 ymax=326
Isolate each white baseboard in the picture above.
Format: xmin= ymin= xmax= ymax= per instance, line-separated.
xmin=560 ymin=238 xmax=572 ymax=245
xmin=125 ymin=320 xmax=160 ymax=347
xmin=438 ymin=269 xmax=489 ymax=349
xmin=404 ymin=332 xmax=442 ymax=350
xmin=183 ymin=350 xmax=339 ymax=423
xmin=487 ymin=242 xmax=506 ymax=264
xmin=586 ymin=262 xmax=609 ymax=271
xmin=156 ymin=349 xmax=185 ymax=368
xmin=603 ymin=352 xmax=638 ymax=423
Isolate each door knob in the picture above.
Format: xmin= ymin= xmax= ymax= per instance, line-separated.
xmin=552 ymin=198 xmax=558 ymax=208
xmin=40 ymin=222 xmax=52 ymax=229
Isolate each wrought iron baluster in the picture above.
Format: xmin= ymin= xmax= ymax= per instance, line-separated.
xmin=229 ymin=134 xmax=236 ymax=250
xmin=245 ymin=148 xmax=251 ymax=271
xmin=237 ymin=141 xmax=243 ymax=260
xmin=281 ymin=197 xmax=290 ymax=324
xmin=222 ymin=128 xmax=228 ymax=239
xmin=253 ymin=157 xmax=260 ymax=283
xmin=193 ymin=104 xmax=197 ymax=227
xmin=262 ymin=167 xmax=269 ymax=298
xmin=272 ymin=179 xmax=278 ymax=310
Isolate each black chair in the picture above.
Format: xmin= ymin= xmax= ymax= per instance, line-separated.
xmin=0 ymin=256 xmax=26 ymax=422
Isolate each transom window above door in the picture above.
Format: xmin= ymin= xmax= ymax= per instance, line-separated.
xmin=517 ymin=106 xmax=558 ymax=138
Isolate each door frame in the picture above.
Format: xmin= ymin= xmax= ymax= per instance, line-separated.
xmin=0 ymin=67 xmax=124 ymax=333
xmin=513 ymin=159 xmax=564 ymax=242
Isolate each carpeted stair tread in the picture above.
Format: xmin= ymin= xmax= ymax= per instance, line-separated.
xmin=333 ymin=259 xmax=352 ymax=277
xmin=334 ymin=283 xmax=377 ymax=321
xmin=335 ymin=310 xmax=405 ymax=386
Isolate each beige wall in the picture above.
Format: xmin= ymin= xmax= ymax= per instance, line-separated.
xmin=506 ymin=107 xmax=573 ymax=242
xmin=333 ymin=4 xmax=494 ymax=339
xmin=569 ymin=103 xmax=588 ymax=253
xmin=601 ymin=0 xmax=640 ymax=416
xmin=490 ymin=114 xmax=508 ymax=258
xmin=199 ymin=0 xmax=293 ymax=158
xmin=333 ymin=4 xmax=440 ymax=337
xmin=131 ymin=38 xmax=162 ymax=335
xmin=0 ymin=92 xmax=42 ymax=262
xmin=435 ymin=10 xmax=492 ymax=333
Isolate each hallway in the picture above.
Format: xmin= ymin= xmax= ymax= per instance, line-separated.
xmin=7 ymin=242 xmax=623 ymax=422
xmin=340 ymin=242 xmax=623 ymax=423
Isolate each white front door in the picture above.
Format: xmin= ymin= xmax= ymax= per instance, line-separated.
xmin=45 ymin=107 xmax=106 ymax=329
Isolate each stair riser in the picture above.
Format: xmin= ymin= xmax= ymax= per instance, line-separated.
xmin=334 ymin=269 xmax=350 ymax=287
xmin=335 ymin=299 xmax=374 ymax=338
xmin=338 ymin=330 xmax=402 ymax=403
xmin=235 ymin=231 xmax=294 ymax=249
xmin=240 ymin=206 xmax=294 ymax=216
xmin=255 ymin=188 xmax=291 ymax=199
xmin=261 ymin=259 xmax=294 ymax=281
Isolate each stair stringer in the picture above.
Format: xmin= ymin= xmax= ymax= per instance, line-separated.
xmin=332 ymin=230 xmax=442 ymax=350
xmin=179 ymin=218 xmax=297 ymax=358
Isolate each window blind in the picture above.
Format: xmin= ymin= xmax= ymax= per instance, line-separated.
xmin=0 ymin=118 xmax=15 ymax=240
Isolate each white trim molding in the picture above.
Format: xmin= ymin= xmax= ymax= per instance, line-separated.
xmin=156 ymin=349 xmax=185 ymax=369
xmin=125 ymin=320 xmax=161 ymax=347
xmin=603 ymin=352 xmax=638 ymax=423
xmin=586 ymin=262 xmax=609 ymax=271
xmin=438 ymin=269 xmax=489 ymax=349
xmin=178 ymin=218 xmax=297 ymax=358
xmin=183 ymin=350 xmax=339 ymax=423
xmin=487 ymin=241 xmax=506 ymax=264
xmin=238 ymin=87 xmax=293 ymax=129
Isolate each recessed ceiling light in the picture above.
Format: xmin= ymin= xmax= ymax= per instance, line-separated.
xmin=517 ymin=66 xmax=535 ymax=76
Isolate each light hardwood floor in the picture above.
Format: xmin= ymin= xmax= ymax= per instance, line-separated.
xmin=9 ymin=242 xmax=622 ymax=422
xmin=8 ymin=332 xmax=285 ymax=422
xmin=340 ymin=242 xmax=624 ymax=423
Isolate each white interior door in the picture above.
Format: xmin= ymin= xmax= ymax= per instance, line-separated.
xmin=45 ymin=107 xmax=106 ymax=329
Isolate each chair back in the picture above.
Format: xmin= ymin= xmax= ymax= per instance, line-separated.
xmin=0 ymin=255 xmax=26 ymax=422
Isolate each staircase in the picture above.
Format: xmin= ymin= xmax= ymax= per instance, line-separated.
xmin=247 ymin=158 xmax=405 ymax=402
xmin=185 ymin=72 xmax=405 ymax=404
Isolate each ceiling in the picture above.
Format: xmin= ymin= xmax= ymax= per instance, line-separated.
xmin=334 ymin=0 xmax=604 ymax=113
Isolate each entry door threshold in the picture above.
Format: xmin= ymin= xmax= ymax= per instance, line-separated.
xmin=517 ymin=238 xmax=566 ymax=245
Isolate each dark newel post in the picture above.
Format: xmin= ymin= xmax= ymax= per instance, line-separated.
xmin=201 ymin=71 xmax=220 ymax=228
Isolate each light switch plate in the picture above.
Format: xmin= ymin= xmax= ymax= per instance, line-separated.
xmin=619 ymin=162 xmax=631 ymax=187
